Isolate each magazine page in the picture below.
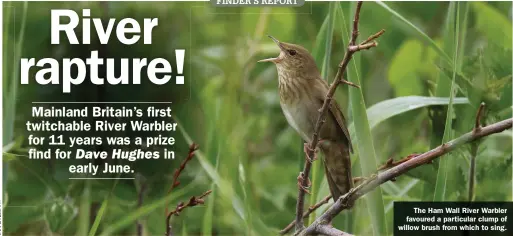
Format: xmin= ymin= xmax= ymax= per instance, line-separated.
xmin=2 ymin=1 xmax=512 ymax=235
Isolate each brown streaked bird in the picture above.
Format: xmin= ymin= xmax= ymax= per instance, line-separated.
xmin=259 ymin=35 xmax=354 ymax=201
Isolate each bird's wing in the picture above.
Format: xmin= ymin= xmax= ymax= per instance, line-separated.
xmin=312 ymin=78 xmax=354 ymax=153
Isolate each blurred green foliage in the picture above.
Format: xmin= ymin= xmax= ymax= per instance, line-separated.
xmin=3 ymin=1 xmax=512 ymax=235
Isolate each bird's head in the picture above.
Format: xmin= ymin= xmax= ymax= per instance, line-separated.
xmin=258 ymin=35 xmax=319 ymax=76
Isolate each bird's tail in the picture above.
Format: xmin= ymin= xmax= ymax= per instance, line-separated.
xmin=320 ymin=141 xmax=353 ymax=202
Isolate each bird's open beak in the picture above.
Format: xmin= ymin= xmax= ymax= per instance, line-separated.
xmin=258 ymin=35 xmax=284 ymax=63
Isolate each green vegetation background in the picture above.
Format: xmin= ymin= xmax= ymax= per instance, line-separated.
xmin=3 ymin=1 xmax=512 ymax=235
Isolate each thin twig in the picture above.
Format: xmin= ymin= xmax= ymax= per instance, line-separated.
xmin=360 ymin=29 xmax=386 ymax=45
xmin=297 ymin=117 xmax=512 ymax=236
xmin=165 ymin=143 xmax=199 ymax=215
xmin=338 ymin=79 xmax=361 ymax=88
xmin=165 ymin=143 xmax=200 ymax=236
xmin=348 ymin=41 xmax=378 ymax=52
xmin=166 ymin=190 xmax=212 ymax=236
xmin=137 ymin=177 xmax=147 ymax=236
xmin=293 ymin=1 xmax=384 ymax=232
xmin=474 ymin=102 xmax=486 ymax=131
xmin=280 ymin=195 xmax=332 ymax=234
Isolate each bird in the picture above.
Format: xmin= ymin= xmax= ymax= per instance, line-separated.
xmin=258 ymin=35 xmax=354 ymax=201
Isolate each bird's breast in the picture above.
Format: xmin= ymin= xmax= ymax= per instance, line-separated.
xmin=280 ymin=99 xmax=314 ymax=143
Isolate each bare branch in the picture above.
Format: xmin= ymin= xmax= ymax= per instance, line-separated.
xmin=301 ymin=224 xmax=354 ymax=236
xmin=297 ymin=117 xmax=512 ymax=236
xmin=337 ymin=79 xmax=361 ymax=89
xmin=165 ymin=143 xmax=201 ymax=236
xmin=166 ymin=143 xmax=200 ymax=215
xmin=350 ymin=2 xmax=363 ymax=46
xmin=348 ymin=41 xmax=378 ymax=52
xmin=166 ymin=190 xmax=213 ymax=236
xmin=377 ymin=153 xmax=420 ymax=171
xmin=360 ymin=29 xmax=385 ymax=45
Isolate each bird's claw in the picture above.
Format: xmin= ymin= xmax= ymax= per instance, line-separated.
xmin=303 ymin=143 xmax=318 ymax=163
xmin=297 ymin=172 xmax=311 ymax=194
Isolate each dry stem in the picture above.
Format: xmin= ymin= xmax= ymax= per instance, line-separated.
xmin=165 ymin=143 xmax=209 ymax=236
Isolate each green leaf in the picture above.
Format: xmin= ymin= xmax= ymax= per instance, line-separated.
xmin=388 ymin=40 xmax=430 ymax=96
xmin=320 ymin=3 xmax=337 ymax=81
xmin=376 ymin=1 xmax=452 ymax=66
xmin=89 ymin=178 xmax=120 ymax=236
xmin=242 ymin=7 xmax=296 ymax=42
xmin=350 ymin=96 xmax=469 ymax=134
xmin=44 ymin=198 xmax=78 ymax=232
xmin=201 ymin=157 xmax=219 ymax=236
xmin=472 ymin=2 xmax=512 ymax=49
xmin=433 ymin=2 xmax=463 ymax=201
xmin=338 ymin=3 xmax=388 ymax=235
xmin=77 ymin=180 xmax=91 ymax=236
xmin=2 ymin=153 xmax=18 ymax=162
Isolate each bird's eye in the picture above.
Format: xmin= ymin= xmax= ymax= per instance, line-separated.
xmin=288 ymin=50 xmax=297 ymax=56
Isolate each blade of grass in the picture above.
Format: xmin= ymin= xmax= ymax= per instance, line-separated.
xmin=88 ymin=178 xmax=120 ymax=236
xmin=4 ymin=1 xmax=28 ymax=144
xmin=77 ymin=180 xmax=91 ymax=236
xmin=201 ymin=153 xmax=219 ymax=235
xmin=308 ymin=2 xmax=337 ymax=225
xmin=238 ymin=160 xmax=252 ymax=235
xmin=338 ymin=3 xmax=387 ymax=235
xmin=176 ymin=117 xmax=274 ymax=235
xmin=2 ymin=2 xmax=13 ymax=99
xmin=311 ymin=17 xmax=329 ymax=68
xmin=433 ymin=2 xmax=461 ymax=201
xmin=321 ymin=2 xmax=337 ymax=82
xmin=201 ymin=100 xmax=222 ymax=236
xmin=3 ymin=1 xmax=28 ymax=192
xmin=376 ymin=1 xmax=452 ymax=66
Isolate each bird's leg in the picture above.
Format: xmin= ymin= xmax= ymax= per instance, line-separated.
xmin=303 ymin=139 xmax=331 ymax=163
xmin=303 ymin=143 xmax=318 ymax=163
xmin=297 ymin=172 xmax=311 ymax=194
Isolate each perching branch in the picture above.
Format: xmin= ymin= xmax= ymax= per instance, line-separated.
xmin=294 ymin=1 xmax=385 ymax=232
xmin=282 ymin=175 xmax=372 ymax=234
xmin=281 ymin=195 xmax=332 ymax=234
xmin=296 ymin=116 xmax=512 ymax=236
xmin=377 ymin=153 xmax=420 ymax=172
